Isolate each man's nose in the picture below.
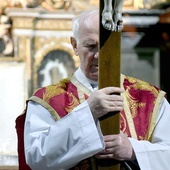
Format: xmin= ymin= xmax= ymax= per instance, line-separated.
xmin=94 ymin=52 xmax=99 ymax=58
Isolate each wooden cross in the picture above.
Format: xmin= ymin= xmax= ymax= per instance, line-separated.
xmin=98 ymin=0 xmax=124 ymax=169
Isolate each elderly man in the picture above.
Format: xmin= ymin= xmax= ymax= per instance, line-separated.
xmin=16 ymin=9 xmax=170 ymax=170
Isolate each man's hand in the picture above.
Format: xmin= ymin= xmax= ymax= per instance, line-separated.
xmin=87 ymin=87 xmax=124 ymax=119
xmin=95 ymin=131 xmax=135 ymax=161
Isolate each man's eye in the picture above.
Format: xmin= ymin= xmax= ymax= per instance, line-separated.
xmin=87 ymin=45 xmax=95 ymax=49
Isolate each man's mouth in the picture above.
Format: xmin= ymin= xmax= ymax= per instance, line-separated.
xmin=93 ymin=65 xmax=98 ymax=67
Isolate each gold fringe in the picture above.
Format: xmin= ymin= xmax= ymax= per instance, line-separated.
xmin=29 ymin=96 xmax=61 ymax=121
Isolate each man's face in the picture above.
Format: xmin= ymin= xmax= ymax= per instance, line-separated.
xmin=71 ymin=13 xmax=99 ymax=82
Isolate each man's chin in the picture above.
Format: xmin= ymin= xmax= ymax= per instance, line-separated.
xmin=90 ymin=73 xmax=98 ymax=82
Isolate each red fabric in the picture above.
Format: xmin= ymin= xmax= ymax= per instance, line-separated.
xmin=15 ymin=112 xmax=31 ymax=170
xmin=33 ymin=80 xmax=80 ymax=118
xmin=123 ymin=76 xmax=161 ymax=140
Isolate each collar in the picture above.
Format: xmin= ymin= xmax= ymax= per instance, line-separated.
xmin=74 ymin=67 xmax=98 ymax=91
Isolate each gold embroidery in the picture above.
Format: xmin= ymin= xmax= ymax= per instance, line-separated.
xmin=43 ymin=78 xmax=70 ymax=103
xmin=121 ymin=92 xmax=137 ymax=139
xmin=43 ymin=85 xmax=64 ymax=103
xmin=122 ymin=74 xmax=165 ymax=140
xmin=58 ymin=78 xmax=70 ymax=88
xmin=121 ymin=74 xmax=137 ymax=139
xmin=128 ymin=77 xmax=159 ymax=97
xmin=120 ymin=112 xmax=126 ymax=132
xmin=65 ymin=92 xmax=80 ymax=113
xmin=126 ymin=90 xmax=146 ymax=118
xmin=125 ymin=76 xmax=159 ymax=119
xmin=139 ymin=135 xmax=144 ymax=140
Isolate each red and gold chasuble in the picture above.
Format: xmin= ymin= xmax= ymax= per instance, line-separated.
xmin=15 ymin=74 xmax=165 ymax=170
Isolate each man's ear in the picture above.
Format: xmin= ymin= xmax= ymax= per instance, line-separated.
xmin=70 ymin=37 xmax=78 ymax=56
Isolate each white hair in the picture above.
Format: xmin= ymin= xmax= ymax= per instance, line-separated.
xmin=72 ymin=9 xmax=99 ymax=41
